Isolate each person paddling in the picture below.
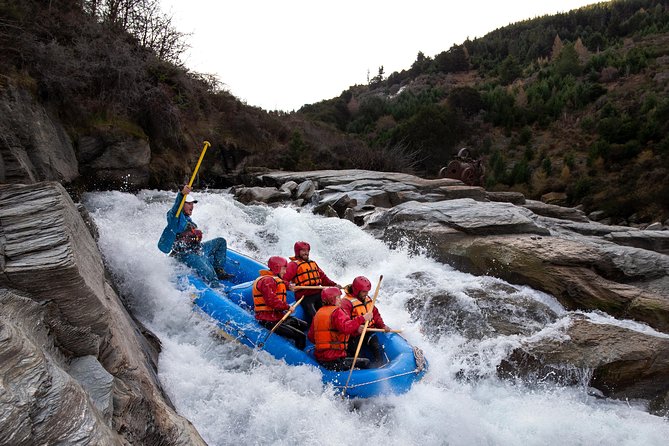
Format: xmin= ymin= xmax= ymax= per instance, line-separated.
xmin=283 ymin=241 xmax=341 ymax=325
xmin=252 ymin=256 xmax=308 ymax=350
xmin=158 ymin=184 xmax=228 ymax=285
xmin=307 ymin=287 xmax=372 ymax=371
xmin=342 ymin=276 xmax=391 ymax=366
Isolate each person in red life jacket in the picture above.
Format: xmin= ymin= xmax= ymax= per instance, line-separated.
xmin=307 ymin=287 xmax=373 ymax=371
xmin=158 ymin=184 xmax=229 ymax=286
xmin=342 ymin=276 xmax=391 ymax=366
xmin=283 ymin=241 xmax=341 ymax=326
xmin=253 ymin=256 xmax=308 ymax=350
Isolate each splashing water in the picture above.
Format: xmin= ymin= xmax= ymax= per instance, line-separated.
xmin=83 ymin=189 xmax=669 ymax=446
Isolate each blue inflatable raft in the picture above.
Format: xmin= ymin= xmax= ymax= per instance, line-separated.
xmin=183 ymin=249 xmax=427 ymax=398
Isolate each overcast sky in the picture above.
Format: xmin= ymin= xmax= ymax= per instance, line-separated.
xmin=162 ymin=0 xmax=601 ymax=112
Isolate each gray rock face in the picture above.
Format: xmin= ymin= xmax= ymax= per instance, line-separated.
xmin=0 ymin=182 xmax=205 ymax=445
xmin=604 ymin=230 xmax=669 ymax=255
xmin=486 ymin=191 xmax=526 ymax=205
xmin=76 ymin=132 xmax=151 ymax=189
xmin=368 ymin=199 xmax=551 ymax=236
xmin=69 ymin=355 xmax=115 ymax=422
xmin=260 ymin=169 xmax=461 ymax=189
xmin=295 ymin=180 xmax=316 ymax=200
xmin=233 ymin=186 xmax=292 ymax=204
xmin=499 ymin=316 xmax=669 ymax=413
xmin=279 ymin=180 xmax=299 ymax=196
xmin=1 ymin=288 xmax=119 ymax=446
xmin=0 ymin=81 xmax=79 ymax=184
xmin=0 ymin=79 xmax=157 ymax=190
xmin=522 ymin=199 xmax=589 ymax=222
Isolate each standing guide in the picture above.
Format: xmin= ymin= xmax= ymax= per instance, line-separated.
xmin=158 ymin=184 xmax=228 ymax=286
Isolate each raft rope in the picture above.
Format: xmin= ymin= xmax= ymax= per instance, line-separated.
xmin=334 ymin=346 xmax=427 ymax=390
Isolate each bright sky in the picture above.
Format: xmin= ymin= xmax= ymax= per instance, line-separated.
xmin=162 ymin=0 xmax=601 ymax=111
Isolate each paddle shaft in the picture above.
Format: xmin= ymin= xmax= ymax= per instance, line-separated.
xmin=342 ymin=275 xmax=383 ymax=397
xmin=365 ymin=328 xmax=402 ymax=333
xmin=293 ymin=285 xmax=326 ymax=290
xmin=259 ymin=296 xmax=305 ymax=347
xmin=175 ymin=141 xmax=211 ymax=218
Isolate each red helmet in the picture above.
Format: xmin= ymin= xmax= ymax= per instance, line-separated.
xmin=268 ymin=256 xmax=288 ymax=274
xmin=321 ymin=287 xmax=342 ymax=305
xmin=294 ymin=241 xmax=311 ymax=256
xmin=352 ymin=276 xmax=371 ymax=296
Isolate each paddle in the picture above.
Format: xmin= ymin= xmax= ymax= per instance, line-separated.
xmin=342 ymin=275 xmax=383 ymax=398
xmin=293 ymin=285 xmax=326 ymax=290
xmin=175 ymin=140 xmax=211 ymax=218
xmin=257 ymin=296 xmax=305 ymax=348
xmin=365 ymin=328 xmax=402 ymax=333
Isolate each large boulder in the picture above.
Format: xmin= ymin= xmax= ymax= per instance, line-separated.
xmin=233 ymin=186 xmax=291 ymax=204
xmin=604 ymin=230 xmax=669 ymax=255
xmin=522 ymin=199 xmax=589 ymax=222
xmin=368 ymin=199 xmax=550 ymax=236
xmin=498 ymin=316 xmax=669 ymax=415
xmin=365 ymin=197 xmax=669 ymax=333
xmin=0 ymin=182 xmax=205 ymax=445
xmin=259 ymin=169 xmax=461 ymax=189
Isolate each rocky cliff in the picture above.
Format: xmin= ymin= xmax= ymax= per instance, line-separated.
xmin=0 ymin=182 xmax=204 ymax=445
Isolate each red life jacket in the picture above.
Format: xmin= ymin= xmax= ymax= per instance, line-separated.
xmin=312 ymin=305 xmax=348 ymax=353
xmin=252 ymin=271 xmax=287 ymax=313
xmin=344 ymin=291 xmax=378 ymax=328
xmin=289 ymin=257 xmax=321 ymax=287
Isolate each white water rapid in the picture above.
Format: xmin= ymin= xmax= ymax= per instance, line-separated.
xmin=83 ymin=189 xmax=669 ymax=446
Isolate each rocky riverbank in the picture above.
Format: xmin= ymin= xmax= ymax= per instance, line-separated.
xmin=0 ymin=182 xmax=205 ymax=445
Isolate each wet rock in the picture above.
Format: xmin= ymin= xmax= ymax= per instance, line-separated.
xmin=259 ymin=169 xmax=461 ymax=189
xmin=588 ymin=210 xmax=606 ymax=221
xmin=522 ymin=199 xmax=589 ymax=222
xmin=320 ymin=189 xmax=391 ymax=210
xmin=279 ymin=180 xmax=298 ymax=197
xmin=312 ymin=202 xmax=338 ymax=218
xmin=0 ymin=288 xmax=119 ymax=445
xmin=0 ymin=81 xmax=79 ymax=184
xmin=541 ymin=218 xmax=635 ymax=236
xmin=369 ymin=199 xmax=550 ymax=236
xmin=331 ymin=194 xmax=357 ymax=217
xmin=76 ymin=130 xmax=151 ymax=189
xmin=418 ymin=233 xmax=669 ymax=333
xmin=69 ymin=355 xmax=114 ymax=422
xmin=409 ymin=283 xmax=559 ymax=341
xmin=295 ymin=180 xmax=316 ymax=201
xmin=436 ymin=185 xmax=488 ymax=201
xmin=233 ymin=186 xmax=291 ymax=204
xmin=0 ymin=182 xmax=205 ymax=445
xmin=498 ymin=316 xmax=669 ymax=415
xmin=541 ymin=191 xmax=568 ymax=205
xmin=486 ymin=191 xmax=526 ymax=205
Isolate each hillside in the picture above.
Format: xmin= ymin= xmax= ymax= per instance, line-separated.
xmin=1 ymin=0 xmax=668 ymax=225
xmin=300 ymin=0 xmax=669 ymax=225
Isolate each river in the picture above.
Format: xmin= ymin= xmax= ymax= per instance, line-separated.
xmin=83 ymin=189 xmax=669 ymax=446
